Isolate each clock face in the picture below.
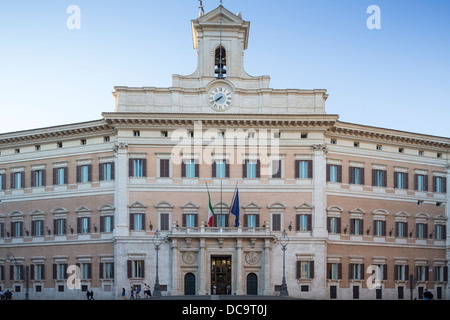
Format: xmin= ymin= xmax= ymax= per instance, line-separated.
xmin=208 ymin=87 xmax=232 ymax=111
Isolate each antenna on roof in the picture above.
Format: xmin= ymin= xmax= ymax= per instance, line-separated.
xmin=198 ymin=0 xmax=204 ymax=16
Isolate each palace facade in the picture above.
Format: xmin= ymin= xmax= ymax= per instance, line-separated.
xmin=0 ymin=6 xmax=448 ymax=300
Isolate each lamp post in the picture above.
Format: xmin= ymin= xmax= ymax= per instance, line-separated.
xmin=152 ymin=230 xmax=163 ymax=297
xmin=409 ymin=265 xmax=433 ymax=300
xmin=279 ymin=230 xmax=289 ymax=296
xmin=6 ymin=252 xmax=29 ymax=300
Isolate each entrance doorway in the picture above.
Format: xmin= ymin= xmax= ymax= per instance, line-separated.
xmin=246 ymin=273 xmax=258 ymax=295
xmin=184 ymin=273 xmax=196 ymax=295
xmin=211 ymin=256 xmax=231 ymax=295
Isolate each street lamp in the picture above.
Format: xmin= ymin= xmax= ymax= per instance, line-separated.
xmin=279 ymin=230 xmax=289 ymax=297
xmin=6 ymin=252 xmax=29 ymax=300
xmin=152 ymin=230 xmax=164 ymax=297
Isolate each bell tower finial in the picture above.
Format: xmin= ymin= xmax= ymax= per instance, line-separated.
xmin=198 ymin=0 xmax=204 ymax=16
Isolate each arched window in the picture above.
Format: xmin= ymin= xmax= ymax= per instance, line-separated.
xmin=215 ymin=46 xmax=226 ymax=79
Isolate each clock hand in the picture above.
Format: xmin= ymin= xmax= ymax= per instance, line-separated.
xmin=215 ymin=95 xmax=222 ymax=102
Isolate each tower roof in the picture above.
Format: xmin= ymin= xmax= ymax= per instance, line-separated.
xmin=191 ymin=5 xmax=250 ymax=50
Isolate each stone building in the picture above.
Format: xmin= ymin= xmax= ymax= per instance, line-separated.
xmin=0 ymin=5 xmax=448 ymax=300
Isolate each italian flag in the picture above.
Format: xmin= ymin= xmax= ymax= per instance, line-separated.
xmin=207 ymin=187 xmax=214 ymax=227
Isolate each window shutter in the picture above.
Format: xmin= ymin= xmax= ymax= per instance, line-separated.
xmin=53 ymin=219 xmax=58 ymax=235
xmin=63 ymin=167 xmax=68 ymax=185
xmin=99 ymin=163 xmax=104 ymax=181
xmin=424 ymin=175 xmax=429 ymax=191
xmin=142 ymin=159 xmax=147 ymax=177
xmin=99 ymin=263 xmax=104 ymax=279
xmin=395 ymin=222 xmax=399 ymax=237
xmin=31 ymin=170 xmax=36 ymax=188
xmin=77 ymin=218 xmax=81 ymax=234
xmin=255 ymin=214 xmax=260 ymax=228
xmin=129 ymin=213 xmax=134 ymax=230
xmin=53 ymin=264 xmax=57 ymax=280
xmin=225 ymin=161 xmax=230 ymax=178
xmin=327 ymin=217 xmax=331 ymax=231
xmin=295 ymin=160 xmax=300 ymax=179
xmin=295 ymin=214 xmax=300 ymax=231
xmin=360 ymin=264 xmax=365 ymax=280
xmin=433 ymin=176 xmax=437 ymax=192
xmin=88 ymin=164 xmax=92 ymax=182
xmin=10 ymin=265 xmax=14 ymax=280
xmin=181 ymin=160 xmax=186 ymax=178
xmin=350 ymin=219 xmax=355 ymax=234
xmin=194 ymin=214 xmax=198 ymax=228
xmin=326 ymin=263 xmax=331 ymax=279
xmin=338 ymin=263 xmax=342 ymax=279
xmin=394 ymin=172 xmax=398 ymax=188
xmin=141 ymin=260 xmax=145 ymax=278
xmin=127 ymin=260 xmax=132 ymax=278
xmin=87 ymin=217 xmax=90 ymax=233
xmin=111 ymin=162 xmax=115 ymax=180
xmin=349 ymin=167 xmax=354 ymax=184
xmin=310 ymin=261 xmax=315 ymax=279
xmin=256 ymin=160 xmax=261 ymax=178
xmin=272 ymin=214 xmax=281 ymax=231
xmin=195 ymin=160 xmax=199 ymax=178
xmin=424 ymin=223 xmax=428 ymax=239
xmin=182 ymin=214 xmax=187 ymax=228
xmin=337 ymin=217 xmax=341 ymax=234
xmin=212 ymin=161 xmax=216 ymax=178
xmin=29 ymin=264 xmax=35 ymax=281
xmin=360 ymin=219 xmax=364 ymax=235
xmin=296 ymin=261 xmax=301 ymax=279
xmin=442 ymin=177 xmax=447 ymax=193
xmin=337 ymin=165 xmax=342 ymax=183
xmin=372 ymin=169 xmax=376 ymax=186
xmin=88 ymin=263 xmax=92 ymax=279
xmin=307 ymin=160 xmax=313 ymax=179
xmin=53 ymin=168 xmax=57 ymax=185
xmin=382 ymin=221 xmax=386 ymax=236
xmin=129 ymin=159 xmax=134 ymax=177
xmin=242 ymin=160 xmax=248 ymax=178
xmin=383 ymin=264 xmax=387 ymax=281
xmin=243 ymin=214 xmax=248 ymax=228
xmin=360 ymin=168 xmax=365 ymax=185
xmin=76 ymin=165 xmax=81 ymax=183
xmin=349 ymin=263 xmax=354 ymax=280
xmin=307 ymin=215 xmax=312 ymax=231
xmin=326 ymin=164 xmax=330 ymax=182
xmin=383 ymin=170 xmax=387 ymax=187
xmin=100 ymin=216 xmax=104 ymax=233
xmin=10 ymin=172 xmax=15 ymax=189
xmin=142 ymin=213 xmax=146 ymax=230
xmin=31 ymin=220 xmax=36 ymax=236
xmin=443 ymin=266 xmax=448 ymax=282
xmin=404 ymin=172 xmax=409 ymax=190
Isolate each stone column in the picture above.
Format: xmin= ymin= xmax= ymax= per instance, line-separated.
xmin=235 ymin=238 xmax=243 ymax=295
xmin=198 ymin=238 xmax=207 ymax=295
xmin=263 ymin=238 xmax=272 ymax=295
xmin=113 ymin=142 xmax=129 ymax=237
xmin=170 ymin=238 xmax=180 ymax=296
xmin=312 ymin=144 xmax=328 ymax=238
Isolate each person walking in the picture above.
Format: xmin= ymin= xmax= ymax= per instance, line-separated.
xmin=423 ymin=289 xmax=433 ymax=300
xmin=90 ymin=290 xmax=94 ymax=300
xmin=121 ymin=288 xmax=126 ymax=300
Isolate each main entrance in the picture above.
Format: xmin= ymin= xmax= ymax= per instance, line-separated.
xmin=211 ymin=256 xmax=231 ymax=295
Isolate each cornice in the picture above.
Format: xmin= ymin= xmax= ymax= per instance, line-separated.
xmin=329 ymin=121 xmax=450 ymax=149
xmin=102 ymin=112 xmax=339 ymax=129
xmin=0 ymin=120 xmax=114 ymax=146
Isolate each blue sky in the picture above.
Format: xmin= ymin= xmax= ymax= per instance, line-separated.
xmin=0 ymin=0 xmax=449 ymax=137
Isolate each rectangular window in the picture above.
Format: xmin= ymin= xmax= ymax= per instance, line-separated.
xmin=81 ymin=165 xmax=89 ymax=183
xmin=328 ymin=217 xmax=340 ymax=234
xmin=33 ymin=220 xmax=44 ymax=236
xmin=215 ymin=160 xmax=226 ymax=178
xmin=415 ymin=174 xmax=428 ymax=191
xmin=134 ymin=214 xmax=144 ymax=231
xmin=0 ymin=174 xmax=4 ymax=190
xmin=434 ymin=224 xmax=446 ymax=240
xmin=395 ymin=172 xmax=404 ymax=189
xmin=350 ymin=167 xmax=364 ymax=185
xmin=416 ymin=223 xmax=428 ymax=239
xmin=215 ymin=215 xmax=227 ymax=228
xmin=160 ymin=213 xmax=169 ymax=231
xmin=56 ymin=168 xmax=66 ymax=185
xmin=33 ymin=170 xmax=45 ymax=187
xmin=396 ymin=222 xmax=408 ymax=238
xmin=272 ymin=214 xmax=281 ymax=231
xmin=57 ymin=219 xmax=66 ymax=235
xmin=185 ymin=214 xmax=197 ymax=228
xmin=374 ymin=220 xmax=386 ymax=237
xmin=103 ymin=216 xmax=113 ymax=233
xmin=103 ymin=163 xmax=113 ymax=181
xmin=350 ymin=218 xmax=363 ymax=235
xmin=58 ymin=264 xmax=66 ymax=280
xmin=328 ymin=263 xmax=341 ymax=280
xmin=271 ymin=159 xmax=282 ymax=178
xmin=185 ymin=160 xmax=197 ymax=178
xmin=329 ymin=165 xmax=338 ymax=182
xmin=12 ymin=222 xmax=23 ymax=237
xmin=133 ymin=260 xmax=144 ymax=278
xmin=373 ymin=169 xmax=387 ymax=187
xmin=35 ymin=265 xmax=43 ymax=280
xmin=247 ymin=215 xmax=256 ymax=228
xmin=159 ymin=159 xmax=170 ymax=178
xmin=82 ymin=264 xmax=90 ymax=280
xmin=298 ymin=261 xmax=312 ymax=279
xmin=433 ymin=176 xmax=446 ymax=193
xmin=246 ymin=160 xmax=257 ymax=178
xmin=298 ymin=161 xmax=309 ymax=179
xmin=12 ymin=172 xmax=24 ymax=189
xmin=296 ymin=214 xmax=312 ymax=232
xmin=350 ymin=264 xmax=363 ymax=280
xmin=134 ymin=160 xmax=144 ymax=177
xmin=104 ymin=263 xmax=114 ymax=279
xmin=78 ymin=217 xmax=90 ymax=234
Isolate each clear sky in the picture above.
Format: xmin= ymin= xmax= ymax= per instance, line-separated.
xmin=0 ymin=0 xmax=449 ymax=137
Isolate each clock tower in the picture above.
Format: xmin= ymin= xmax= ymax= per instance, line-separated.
xmin=113 ymin=5 xmax=328 ymax=114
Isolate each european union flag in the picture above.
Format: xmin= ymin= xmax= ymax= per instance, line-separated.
xmin=230 ymin=189 xmax=239 ymax=227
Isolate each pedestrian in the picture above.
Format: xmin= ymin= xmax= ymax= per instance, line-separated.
xmin=423 ymin=289 xmax=433 ymax=300
xmin=4 ymin=290 xmax=11 ymax=301
xmin=0 ymin=289 xmax=4 ymax=301
xmin=147 ymin=284 xmax=152 ymax=297
xmin=122 ymin=288 xmax=126 ymax=300
xmin=130 ymin=286 xmax=134 ymax=299
xmin=86 ymin=290 xmax=91 ymax=300
xmin=90 ymin=290 xmax=95 ymax=300
xmin=226 ymin=284 xmax=231 ymax=295
xmin=135 ymin=286 xmax=140 ymax=299
xmin=212 ymin=285 xmax=217 ymax=295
